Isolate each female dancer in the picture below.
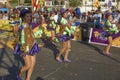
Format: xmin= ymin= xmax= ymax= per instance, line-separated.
xmin=47 ymin=11 xmax=56 ymax=44
xmin=14 ymin=9 xmax=40 ymax=80
xmin=103 ymin=13 xmax=119 ymax=55
xmin=56 ymin=10 xmax=73 ymax=63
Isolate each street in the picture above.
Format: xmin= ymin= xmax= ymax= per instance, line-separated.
xmin=0 ymin=35 xmax=120 ymax=80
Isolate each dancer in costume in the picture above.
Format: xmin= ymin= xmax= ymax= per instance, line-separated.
xmin=47 ymin=11 xmax=56 ymax=44
xmin=14 ymin=9 xmax=40 ymax=80
xmin=9 ymin=8 xmax=20 ymax=24
xmin=103 ymin=13 xmax=119 ymax=55
xmin=56 ymin=10 xmax=73 ymax=63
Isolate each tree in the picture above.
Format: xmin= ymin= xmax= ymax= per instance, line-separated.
xmin=10 ymin=0 xmax=18 ymax=3
xmin=69 ymin=0 xmax=82 ymax=7
xmin=9 ymin=0 xmax=18 ymax=7
xmin=117 ymin=0 xmax=120 ymax=10
xmin=25 ymin=0 xmax=31 ymax=3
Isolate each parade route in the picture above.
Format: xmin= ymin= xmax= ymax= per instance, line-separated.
xmin=0 ymin=30 xmax=120 ymax=80
xmin=0 ymin=0 xmax=120 ymax=79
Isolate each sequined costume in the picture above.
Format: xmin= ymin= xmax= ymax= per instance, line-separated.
xmin=9 ymin=14 xmax=21 ymax=26
xmin=56 ymin=18 xmax=74 ymax=42
xmin=104 ymin=20 xmax=119 ymax=37
xmin=47 ymin=16 xmax=56 ymax=31
xmin=14 ymin=23 xmax=40 ymax=56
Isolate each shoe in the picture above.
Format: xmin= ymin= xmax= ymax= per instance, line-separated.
xmin=64 ymin=59 xmax=72 ymax=63
xmin=69 ymin=49 xmax=71 ymax=51
xmin=102 ymin=51 xmax=112 ymax=56
xmin=56 ymin=58 xmax=63 ymax=63
xmin=16 ymin=74 xmax=21 ymax=80
xmin=52 ymin=41 xmax=56 ymax=45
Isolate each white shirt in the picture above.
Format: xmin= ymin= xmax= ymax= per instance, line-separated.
xmin=2 ymin=15 xmax=8 ymax=20
xmin=54 ymin=14 xmax=58 ymax=23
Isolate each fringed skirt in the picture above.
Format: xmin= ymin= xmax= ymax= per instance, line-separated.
xmin=14 ymin=43 xmax=40 ymax=56
xmin=56 ymin=34 xmax=73 ymax=42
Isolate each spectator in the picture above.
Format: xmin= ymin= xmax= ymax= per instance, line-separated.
xmin=0 ymin=11 xmax=3 ymax=19
xmin=75 ymin=6 xmax=81 ymax=16
xmin=3 ymin=11 xmax=8 ymax=20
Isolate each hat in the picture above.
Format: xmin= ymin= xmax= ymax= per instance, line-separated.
xmin=19 ymin=9 xmax=31 ymax=18
xmin=60 ymin=8 xmax=66 ymax=14
xmin=106 ymin=13 xmax=111 ymax=18
xmin=50 ymin=11 xmax=55 ymax=15
xmin=13 ymin=8 xmax=17 ymax=11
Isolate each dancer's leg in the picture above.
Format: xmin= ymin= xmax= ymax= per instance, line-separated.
xmin=26 ymin=55 xmax=36 ymax=80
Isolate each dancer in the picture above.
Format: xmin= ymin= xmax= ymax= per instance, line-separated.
xmin=14 ymin=9 xmax=40 ymax=80
xmin=103 ymin=13 xmax=119 ymax=55
xmin=56 ymin=10 xmax=73 ymax=63
xmin=47 ymin=11 xmax=56 ymax=44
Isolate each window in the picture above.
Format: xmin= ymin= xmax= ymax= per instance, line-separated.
xmin=112 ymin=0 xmax=115 ymax=2
xmin=61 ymin=1 xmax=65 ymax=5
xmin=98 ymin=0 xmax=105 ymax=2
xmin=54 ymin=0 xmax=59 ymax=5
xmin=45 ymin=1 xmax=52 ymax=6
xmin=89 ymin=0 xmax=93 ymax=1
xmin=25 ymin=0 xmax=31 ymax=3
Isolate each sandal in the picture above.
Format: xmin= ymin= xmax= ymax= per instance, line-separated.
xmin=64 ymin=59 xmax=72 ymax=63
xmin=16 ymin=74 xmax=21 ymax=80
xmin=102 ymin=51 xmax=112 ymax=56
xmin=56 ymin=58 xmax=63 ymax=63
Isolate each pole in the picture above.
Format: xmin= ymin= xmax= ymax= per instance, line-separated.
xmin=117 ymin=0 xmax=120 ymax=10
xmin=85 ymin=2 xmax=86 ymax=12
xmin=92 ymin=0 xmax=93 ymax=10
xmin=31 ymin=0 xmax=34 ymax=22
xmin=58 ymin=0 xmax=61 ymax=10
xmin=18 ymin=0 xmax=19 ymax=6
xmin=31 ymin=0 xmax=34 ymax=14
xmin=53 ymin=0 xmax=55 ymax=6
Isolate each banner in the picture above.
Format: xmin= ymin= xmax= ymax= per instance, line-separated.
xmin=89 ymin=28 xmax=120 ymax=47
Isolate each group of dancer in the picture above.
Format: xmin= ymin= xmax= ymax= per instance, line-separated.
xmin=10 ymin=7 xmax=80 ymax=80
xmin=7 ymin=7 xmax=120 ymax=80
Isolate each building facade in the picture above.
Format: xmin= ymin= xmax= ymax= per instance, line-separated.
xmin=44 ymin=0 xmax=117 ymax=12
xmin=82 ymin=0 xmax=117 ymax=12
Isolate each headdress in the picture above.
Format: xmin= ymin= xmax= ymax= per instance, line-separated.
xmin=19 ymin=9 xmax=31 ymax=18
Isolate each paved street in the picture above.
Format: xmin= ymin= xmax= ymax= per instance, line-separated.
xmin=0 ymin=35 xmax=120 ymax=80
